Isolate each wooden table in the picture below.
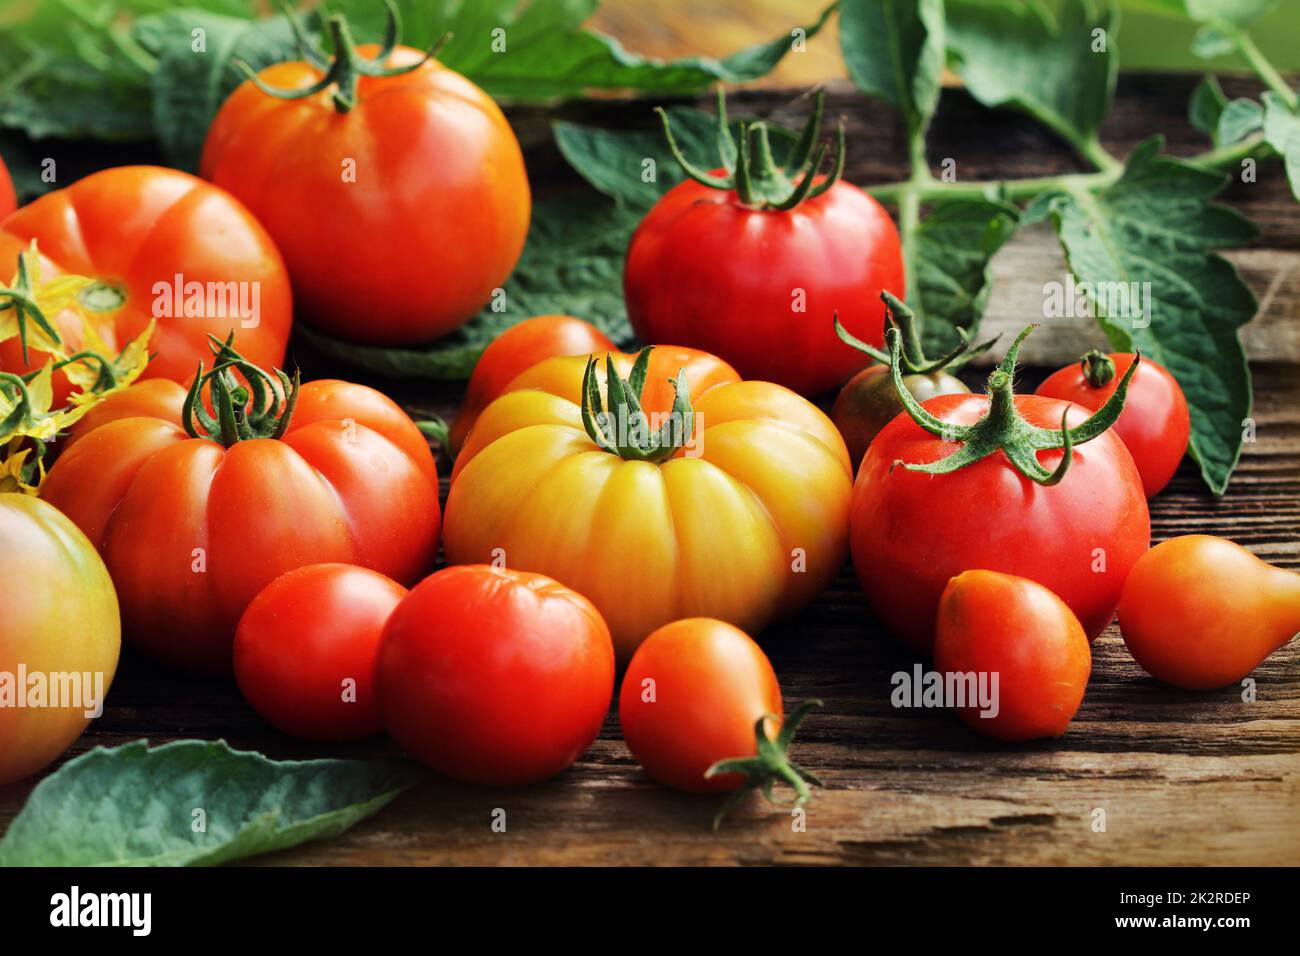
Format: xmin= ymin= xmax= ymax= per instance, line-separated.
xmin=2 ymin=74 xmax=1297 ymax=867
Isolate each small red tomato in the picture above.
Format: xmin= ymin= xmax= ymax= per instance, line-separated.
xmin=1118 ymin=535 xmax=1300 ymax=689
xmin=934 ymin=570 xmax=1091 ymax=742
xmin=234 ymin=564 xmax=406 ymax=742
xmin=0 ymin=154 xmax=15 ymax=219
xmin=378 ymin=565 xmax=615 ymax=786
xmin=1036 ymin=351 xmax=1189 ymax=497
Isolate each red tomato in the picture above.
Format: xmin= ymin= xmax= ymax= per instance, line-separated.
xmin=201 ymin=12 xmax=529 ymax=346
xmin=378 ymin=565 xmax=614 ymax=786
xmin=41 ymin=343 xmax=440 ymax=675
xmin=1036 ymin=351 xmax=1190 ymax=497
xmin=0 ymin=166 xmax=292 ymax=407
xmin=449 ymin=314 xmax=616 ymax=453
xmin=851 ymin=330 xmax=1150 ymax=654
xmin=0 ymin=155 xmax=15 ymax=219
xmin=235 ymin=564 xmax=407 ymax=741
xmin=624 ymin=93 xmax=904 ymax=396
xmin=934 ymin=570 xmax=1091 ymax=742
xmin=1118 ymin=535 xmax=1300 ymax=689
xmin=619 ymin=618 xmax=783 ymax=794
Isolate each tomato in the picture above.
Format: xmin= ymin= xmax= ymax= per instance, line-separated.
xmin=201 ymin=7 xmax=529 ymax=346
xmin=444 ymin=344 xmax=853 ymax=661
xmin=234 ymin=563 xmax=406 ymax=742
xmin=0 ymin=494 xmax=120 ymax=786
xmin=934 ymin=570 xmax=1091 ymax=742
xmin=40 ymin=339 xmax=440 ymax=675
xmin=624 ymin=91 xmax=904 ymax=396
xmin=0 ymin=166 xmax=292 ymax=407
xmin=0 ymin=155 xmax=15 ymax=219
xmin=1036 ymin=351 xmax=1190 ymax=498
xmin=1118 ymin=535 xmax=1300 ymax=689
xmin=378 ymin=565 xmax=614 ymax=786
xmin=449 ymin=314 xmax=616 ymax=454
xmin=851 ymin=327 xmax=1150 ymax=654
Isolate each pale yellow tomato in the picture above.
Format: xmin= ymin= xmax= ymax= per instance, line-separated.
xmin=445 ymin=346 xmax=852 ymax=660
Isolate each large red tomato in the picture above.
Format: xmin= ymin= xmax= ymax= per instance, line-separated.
xmin=40 ymin=340 xmax=440 ymax=675
xmin=378 ymin=565 xmax=615 ymax=786
xmin=851 ymin=328 xmax=1150 ymax=654
xmin=624 ymin=92 xmax=904 ymax=396
xmin=0 ymin=166 xmax=291 ymax=407
xmin=201 ymin=8 xmax=529 ymax=345
xmin=1036 ymin=351 xmax=1190 ymax=498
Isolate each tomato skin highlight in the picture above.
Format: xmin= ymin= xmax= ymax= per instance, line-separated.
xmin=234 ymin=564 xmax=406 ymax=742
xmin=378 ymin=565 xmax=615 ymax=786
xmin=449 ymin=314 xmax=616 ymax=454
xmin=1118 ymin=535 xmax=1300 ymax=689
xmin=934 ymin=570 xmax=1091 ymax=742
xmin=0 ymin=166 xmax=292 ymax=406
xmin=624 ymin=176 xmax=905 ymax=396
xmin=0 ymin=494 xmax=121 ymax=786
xmin=1036 ymin=353 xmax=1190 ymax=497
xmin=850 ymin=393 xmax=1150 ymax=654
xmin=41 ymin=378 xmax=440 ymax=676
xmin=619 ymin=618 xmax=782 ymax=793
xmin=202 ymin=47 xmax=530 ymax=345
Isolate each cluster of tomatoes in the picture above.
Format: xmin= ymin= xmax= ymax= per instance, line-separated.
xmin=2 ymin=10 xmax=1298 ymax=826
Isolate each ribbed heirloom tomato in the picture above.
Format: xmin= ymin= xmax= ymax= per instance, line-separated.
xmin=41 ymin=338 xmax=440 ymax=675
xmin=851 ymin=325 xmax=1150 ymax=654
xmin=624 ymin=91 xmax=904 ymax=396
xmin=0 ymin=166 xmax=292 ymax=406
xmin=444 ymin=345 xmax=853 ymax=660
xmin=0 ymin=494 xmax=120 ymax=786
xmin=201 ymin=5 xmax=529 ymax=345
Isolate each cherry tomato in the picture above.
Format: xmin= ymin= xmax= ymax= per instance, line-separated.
xmin=449 ymin=314 xmax=616 ymax=454
xmin=0 ymin=494 xmax=120 ymax=786
xmin=234 ymin=564 xmax=407 ymax=742
xmin=934 ymin=570 xmax=1091 ymax=742
xmin=201 ymin=8 xmax=529 ymax=345
xmin=1036 ymin=351 xmax=1190 ymax=497
xmin=378 ymin=565 xmax=615 ymax=786
xmin=1118 ymin=535 xmax=1300 ymax=689
xmin=0 ymin=166 xmax=292 ymax=407
xmin=624 ymin=91 xmax=904 ymax=396
xmin=619 ymin=618 xmax=782 ymax=793
xmin=851 ymin=327 xmax=1150 ymax=654
xmin=0 ymin=155 xmax=15 ymax=219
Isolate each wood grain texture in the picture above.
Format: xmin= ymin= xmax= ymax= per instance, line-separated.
xmin=1 ymin=74 xmax=1297 ymax=866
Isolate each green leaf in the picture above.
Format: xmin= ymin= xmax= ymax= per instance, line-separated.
xmin=298 ymin=194 xmax=639 ymax=380
xmin=1185 ymin=0 xmax=1280 ymax=27
xmin=945 ymin=0 xmax=1117 ymax=157
xmin=1032 ymin=137 xmax=1258 ymax=494
xmin=1261 ymin=91 xmax=1300 ymax=200
xmin=0 ymin=740 xmax=424 ymax=866
xmin=913 ymin=199 xmax=1021 ymax=353
xmin=1188 ymin=74 xmax=1228 ymax=137
xmin=134 ymin=9 xmax=302 ymax=171
xmin=1214 ymin=96 xmax=1264 ymax=146
xmin=839 ymin=0 xmax=946 ymax=137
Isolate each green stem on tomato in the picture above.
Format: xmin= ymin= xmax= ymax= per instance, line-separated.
xmin=1231 ymin=28 xmax=1298 ymax=111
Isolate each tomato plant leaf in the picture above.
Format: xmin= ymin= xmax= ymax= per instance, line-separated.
xmin=913 ymin=199 xmax=1021 ymax=354
xmin=1031 ymin=137 xmax=1258 ymax=493
xmin=1261 ymin=91 xmax=1300 ymax=200
xmin=1188 ymin=74 xmax=1229 ymax=138
xmin=0 ymin=740 xmax=424 ymax=867
xmin=1214 ymin=96 xmax=1265 ymax=145
xmin=839 ymin=0 xmax=946 ymax=138
xmin=297 ymin=195 xmax=638 ymax=380
xmin=945 ymin=0 xmax=1117 ymax=159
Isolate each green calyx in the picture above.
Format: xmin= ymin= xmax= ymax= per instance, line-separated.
xmin=658 ymin=88 xmax=846 ymax=210
xmin=183 ymin=334 xmax=299 ymax=448
xmin=1082 ymin=349 xmax=1117 ymax=388
xmin=236 ymin=0 xmax=449 ymax=114
xmin=705 ymin=700 xmax=824 ymax=832
xmin=1 ymin=248 xmax=62 ymax=365
xmin=834 ymin=290 xmax=998 ymax=375
xmin=580 ymin=346 xmax=693 ymax=464
xmin=889 ymin=324 xmax=1139 ymax=486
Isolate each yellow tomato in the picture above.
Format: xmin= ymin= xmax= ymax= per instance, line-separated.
xmin=0 ymin=494 xmax=121 ymax=785
xmin=445 ymin=346 xmax=852 ymax=660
